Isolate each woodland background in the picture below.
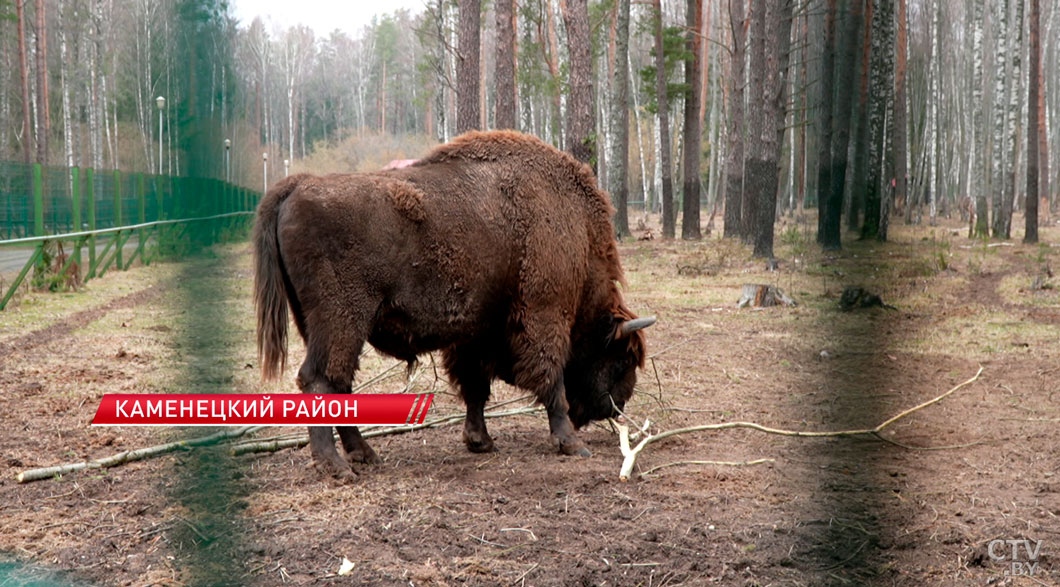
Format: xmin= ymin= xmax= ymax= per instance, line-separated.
xmin=0 ymin=0 xmax=1057 ymax=256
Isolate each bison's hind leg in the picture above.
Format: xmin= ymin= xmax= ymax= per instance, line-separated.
xmin=297 ymin=361 xmax=360 ymax=479
xmin=338 ymin=425 xmax=381 ymax=465
xmin=444 ymin=348 xmax=496 ymax=453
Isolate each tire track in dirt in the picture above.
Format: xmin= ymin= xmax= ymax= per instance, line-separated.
xmin=0 ymin=285 xmax=165 ymax=368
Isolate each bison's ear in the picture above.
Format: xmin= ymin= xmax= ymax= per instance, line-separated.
xmin=616 ymin=316 xmax=656 ymax=339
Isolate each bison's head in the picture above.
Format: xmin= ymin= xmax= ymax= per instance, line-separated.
xmin=564 ymin=312 xmax=655 ymax=428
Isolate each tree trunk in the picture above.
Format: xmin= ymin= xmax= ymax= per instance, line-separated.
xmin=681 ymin=0 xmax=703 ymax=239
xmin=848 ymin=0 xmax=872 ymax=231
xmin=89 ymin=1 xmax=102 ymax=171
xmin=545 ymin=0 xmax=562 ymax=146
xmin=1 ymin=33 xmax=10 ymax=161
xmin=751 ymin=0 xmax=794 ymax=259
xmin=816 ymin=0 xmax=837 ymax=247
xmin=631 ymin=51 xmax=652 ymax=209
xmin=495 ymin=0 xmax=517 ymax=130
xmin=974 ymin=0 xmax=993 ymax=237
xmin=654 ymin=0 xmax=675 ymax=238
xmin=16 ymin=0 xmax=32 ymax=165
xmin=861 ymin=0 xmax=892 ymax=241
xmin=35 ymin=0 xmax=49 ymax=166
xmin=742 ymin=0 xmax=766 ymax=244
xmin=457 ymin=0 xmax=481 ymax=134
xmin=1036 ymin=30 xmax=1049 ymax=225
xmin=1026 ymin=0 xmax=1041 ymax=243
xmin=795 ymin=7 xmax=808 ymax=216
xmin=59 ymin=0 xmax=74 ymax=172
xmin=561 ymin=0 xmax=596 ymax=170
xmin=723 ymin=0 xmax=746 ymax=239
xmin=893 ymin=0 xmax=908 ymax=227
xmin=929 ymin=0 xmax=940 ymax=225
xmin=826 ymin=0 xmax=860 ymax=248
xmin=997 ymin=0 xmax=1023 ymax=238
xmin=609 ymin=0 xmax=632 ymax=236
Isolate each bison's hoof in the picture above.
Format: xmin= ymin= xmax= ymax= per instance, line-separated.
xmin=463 ymin=430 xmax=496 ymax=453
xmin=312 ymin=452 xmax=357 ymax=480
xmin=554 ymin=436 xmax=592 ymax=458
xmin=345 ymin=444 xmax=382 ymax=465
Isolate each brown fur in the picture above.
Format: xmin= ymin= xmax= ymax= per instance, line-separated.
xmin=254 ymin=130 xmax=651 ymax=471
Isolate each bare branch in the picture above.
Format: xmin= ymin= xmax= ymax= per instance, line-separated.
xmin=614 ymin=366 xmax=983 ymax=481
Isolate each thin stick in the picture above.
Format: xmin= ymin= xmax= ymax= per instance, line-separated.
xmin=227 ymin=397 xmax=537 ymax=453
xmin=231 ymin=406 xmax=543 ymax=456
xmin=639 ymin=458 xmax=775 ymax=476
xmin=351 ymin=361 xmax=406 ymax=393
xmin=511 ymin=563 xmax=539 ymax=585
xmin=615 ymin=366 xmax=983 ymax=481
xmin=16 ymin=425 xmax=261 ymax=483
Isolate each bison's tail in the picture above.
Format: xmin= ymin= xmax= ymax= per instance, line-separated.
xmin=253 ymin=174 xmax=304 ymax=381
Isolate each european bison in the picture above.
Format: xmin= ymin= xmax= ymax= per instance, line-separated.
xmin=254 ymin=130 xmax=654 ymax=477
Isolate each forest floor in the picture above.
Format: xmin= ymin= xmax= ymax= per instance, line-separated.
xmin=0 ymin=213 xmax=1058 ymax=586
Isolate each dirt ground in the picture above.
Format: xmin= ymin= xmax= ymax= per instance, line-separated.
xmin=0 ymin=214 xmax=1058 ymax=586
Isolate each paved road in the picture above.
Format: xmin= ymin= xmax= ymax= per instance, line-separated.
xmin=0 ymin=236 xmax=140 ymax=277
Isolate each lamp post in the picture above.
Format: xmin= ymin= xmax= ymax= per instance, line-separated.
xmin=156 ymin=96 xmax=165 ymax=174
xmin=283 ymin=158 xmax=289 ymax=177
xmin=224 ymin=139 xmax=231 ymax=183
xmin=262 ymin=152 xmax=268 ymax=192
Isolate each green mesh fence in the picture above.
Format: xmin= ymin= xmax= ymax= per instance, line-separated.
xmin=0 ymin=160 xmax=261 ymax=310
xmin=0 ymin=161 xmax=259 ymax=240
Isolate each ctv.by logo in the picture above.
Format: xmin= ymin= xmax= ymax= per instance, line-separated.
xmin=988 ymin=539 xmax=1044 ymax=577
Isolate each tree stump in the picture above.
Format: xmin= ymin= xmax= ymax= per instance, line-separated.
xmin=738 ymin=284 xmax=796 ymax=308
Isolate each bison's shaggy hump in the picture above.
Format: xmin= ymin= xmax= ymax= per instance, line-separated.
xmin=383 ymin=179 xmax=427 ymax=223
xmin=417 ymin=130 xmax=625 ymax=287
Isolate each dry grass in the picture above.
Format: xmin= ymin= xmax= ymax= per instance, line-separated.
xmin=293 ymin=132 xmax=439 ymax=175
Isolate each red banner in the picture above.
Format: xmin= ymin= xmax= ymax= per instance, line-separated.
xmin=91 ymin=393 xmax=434 ymax=426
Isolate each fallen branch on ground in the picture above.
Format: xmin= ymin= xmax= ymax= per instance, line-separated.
xmin=16 ymin=425 xmax=262 ymax=483
xmin=639 ymin=458 xmax=775 ymax=477
xmin=613 ymin=366 xmax=983 ymax=481
xmin=17 ymin=396 xmax=542 ymax=480
xmin=231 ymin=405 xmax=543 ymax=456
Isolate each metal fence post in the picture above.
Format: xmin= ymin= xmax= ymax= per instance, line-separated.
xmin=71 ymin=167 xmax=81 ymax=267
xmin=86 ymin=168 xmax=96 ymax=279
xmin=31 ymin=163 xmax=45 ymax=275
xmin=114 ymin=170 xmax=123 ymax=269
xmin=33 ymin=163 xmax=44 ymax=237
xmin=156 ymin=174 xmax=164 ymax=221
xmin=136 ymin=173 xmax=146 ymax=267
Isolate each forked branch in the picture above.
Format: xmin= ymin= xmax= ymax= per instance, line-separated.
xmin=613 ymin=366 xmax=983 ymax=481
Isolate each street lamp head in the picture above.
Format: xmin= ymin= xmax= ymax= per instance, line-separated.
xmin=263 ymin=152 xmax=268 ymax=161
xmin=156 ymin=96 xmax=165 ymax=110
xmin=283 ymin=159 xmax=289 ymax=167
xmin=225 ymin=139 xmax=231 ymax=150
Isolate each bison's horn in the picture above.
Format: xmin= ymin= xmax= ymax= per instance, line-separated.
xmin=619 ymin=316 xmax=657 ymax=337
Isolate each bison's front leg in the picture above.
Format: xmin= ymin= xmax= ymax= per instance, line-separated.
xmin=445 ymin=349 xmax=496 ymax=453
xmin=544 ymin=375 xmax=592 ymax=458
xmin=463 ymin=390 xmax=495 ymax=453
